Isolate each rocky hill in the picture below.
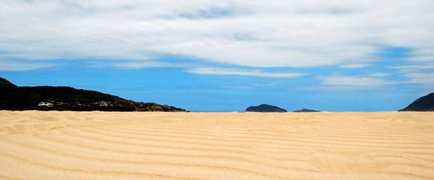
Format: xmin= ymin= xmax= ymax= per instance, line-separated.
xmin=293 ymin=109 xmax=320 ymax=112
xmin=246 ymin=104 xmax=287 ymax=112
xmin=399 ymin=93 xmax=434 ymax=111
xmin=0 ymin=77 xmax=185 ymax=112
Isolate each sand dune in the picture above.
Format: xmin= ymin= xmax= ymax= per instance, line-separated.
xmin=0 ymin=111 xmax=433 ymax=180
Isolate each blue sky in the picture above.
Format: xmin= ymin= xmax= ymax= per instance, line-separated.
xmin=1 ymin=0 xmax=433 ymax=112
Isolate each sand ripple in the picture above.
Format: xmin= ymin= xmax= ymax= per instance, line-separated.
xmin=0 ymin=111 xmax=433 ymax=180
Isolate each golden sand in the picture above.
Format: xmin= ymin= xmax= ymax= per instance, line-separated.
xmin=0 ymin=111 xmax=433 ymax=180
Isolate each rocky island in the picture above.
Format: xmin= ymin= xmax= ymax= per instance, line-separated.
xmin=293 ymin=109 xmax=320 ymax=112
xmin=246 ymin=104 xmax=287 ymax=112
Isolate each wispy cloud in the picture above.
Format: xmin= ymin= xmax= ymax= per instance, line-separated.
xmin=187 ymin=67 xmax=305 ymax=78
xmin=392 ymin=63 xmax=434 ymax=89
xmin=0 ymin=59 xmax=55 ymax=71
xmin=401 ymin=72 xmax=434 ymax=86
xmin=106 ymin=61 xmax=197 ymax=69
xmin=315 ymin=74 xmax=398 ymax=90
xmin=340 ymin=64 xmax=371 ymax=69
xmin=367 ymin=73 xmax=390 ymax=77
xmin=392 ymin=63 xmax=434 ymax=70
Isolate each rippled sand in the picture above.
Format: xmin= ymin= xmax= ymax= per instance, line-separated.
xmin=0 ymin=111 xmax=433 ymax=180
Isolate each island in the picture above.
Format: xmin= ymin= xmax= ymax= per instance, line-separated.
xmin=246 ymin=104 xmax=287 ymax=112
xmin=293 ymin=109 xmax=320 ymax=112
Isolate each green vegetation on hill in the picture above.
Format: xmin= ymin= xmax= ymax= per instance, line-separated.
xmin=0 ymin=77 xmax=185 ymax=112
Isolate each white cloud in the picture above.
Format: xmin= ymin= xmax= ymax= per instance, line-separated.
xmin=107 ymin=61 xmax=196 ymax=69
xmin=340 ymin=64 xmax=371 ymax=69
xmin=0 ymin=0 xmax=433 ymax=70
xmin=398 ymin=71 xmax=434 ymax=93
xmin=392 ymin=63 xmax=434 ymax=70
xmin=187 ymin=67 xmax=305 ymax=78
xmin=392 ymin=63 xmax=434 ymax=90
xmin=0 ymin=59 xmax=55 ymax=71
xmin=316 ymin=74 xmax=397 ymax=90
xmin=401 ymin=72 xmax=434 ymax=86
xmin=368 ymin=73 xmax=390 ymax=77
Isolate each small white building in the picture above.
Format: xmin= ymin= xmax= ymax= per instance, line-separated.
xmin=38 ymin=102 xmax=54 ymax=107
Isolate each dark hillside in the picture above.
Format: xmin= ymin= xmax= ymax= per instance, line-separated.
xmin=0 ymin=77 xmax=17 ymax=88
xmin=0 ymin=77 xmax=185 ymax=112
xmin=399 ymin=93 xmax=434 ymax=111
xmin=246 ymin=104 xmax=287 ymax=112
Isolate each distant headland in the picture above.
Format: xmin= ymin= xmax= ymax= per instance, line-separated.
xmin=399 ymin=93 xmax=434 ymax=112
xmin=0 ymin=77 xmax=186 ymax=112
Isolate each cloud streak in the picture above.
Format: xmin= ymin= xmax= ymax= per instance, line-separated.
xmin=106 ymin=61 xmax=197 ymax=69
xmin=392 ymin=63 xmax=434 ymax=89
xmin=0 ymin=59 xmax=55 ymax=71
xmin=316 ymin=74 xmax=398 ymax=91
xmin=187 ymin=67 xmax=305 ymax=78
